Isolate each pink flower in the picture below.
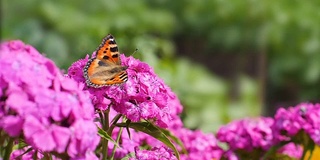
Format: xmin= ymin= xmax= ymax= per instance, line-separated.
xmin=0 ymin=40 xmax=99 ymax=158
xmin=10 ymin=147 xmax=46 ymax=160
xmin=0 ymin=115 xmax=23 ymax=137
xmin=272 ymin=107 xmax=303 ymax=142
xmin=67 ymin=54 xmax=183 ymax=128
xmin=130 ymin=146 xmax=177 ymax=160
xmin=277 ymin=143 xmax=302 ymax=159
xmin=107 ymin=127 xmax=142 ymax=158
xmin=178 ymin=129 xmax=223 ymax=160
xmin=217 ymin=117 xmax=274 ymax=151
xmin=221 ymin=150 xmax=239 ymax=160
xmin=272 ymin=103 xmax=320 ymax=145
xmin=137 ymin=113 xmax=223 ymax=160
xmin=23 ymin=116 xmax=60 ymax=151
xmin=10 ymin=147 xmax=63 ymax=160
xmin=67 ymin=120 xmax=99 ymax=158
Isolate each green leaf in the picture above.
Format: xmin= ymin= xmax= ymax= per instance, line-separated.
xmin=15 ymin=147 xmax=33 ymax=160
xmin=15 ymin=139 xmax=28 ymax=150
xmin=97 ymin=126 xmax=120 ymax=148
xmin=158 ymin=127 xmax=187 ymax=154
xmin=263 ymin=141 xmax=289 ymax=159
xmin=116 ymin=121 xmax=180 ymax=160
xmin=302 ymin=138 xmax=315 ymax=160
xmin=125 ymin=119 xmax=132 ymax=139
xmin=120 ymin=152 xmax=135 ymax=160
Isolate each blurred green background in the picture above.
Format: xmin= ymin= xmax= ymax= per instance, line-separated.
xmin=2 ymin=0 xmax=320 ymax=132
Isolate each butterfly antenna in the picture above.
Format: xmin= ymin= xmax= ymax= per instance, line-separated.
xmin=130 ymin=48 xmax=138 ymax=57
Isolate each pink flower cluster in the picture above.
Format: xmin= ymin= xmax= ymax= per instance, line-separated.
xmin=277 ymin=142 xmax=303 ymax=159
xmin=0 ymin=40 xmax=99 ymax=159
xmin=10 ymin=147 xmax=45 ymax=160
xmin=217 ymin=117 xmax=274 ymax=151
xmin=178 ymin=129 xmax=223 ymax=160
xmin=67 ymin=51 xmax=225 ymax=159
xmin=68 ymin=53 xmax=183 ymax=128
xmin=215 ymin=103 xmax=320 ymax=159
xmin=273 ymin=103 xmax=320 ymax=145
xmin=100 ymin=108 xmax=223 ymax=160
xmin=130 ymin=146 xmax=177 ymax=160
xmin=2 ymin=40 xmax=319 ymax=160
xmin=67 ymin=47 xmax=319 ymax=159
xmin=0 ymin=41 xmax=222 ymax=159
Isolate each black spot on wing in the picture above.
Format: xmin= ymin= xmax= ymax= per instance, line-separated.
xmin=103 ymin=56 xmax=109 ymax=59
xmin=98 ymin=60 xmax=107 ymax=66
xmin=110 ymin=47 xmax=118 ymax=52
xmin=108 ymin=40 xmax=116 ymax=44
xmin=112 ymin=54 xmax=119 ymax=58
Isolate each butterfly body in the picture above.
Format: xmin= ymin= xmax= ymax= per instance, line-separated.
xmin=83 ymin=34 xmax=128 ymax=88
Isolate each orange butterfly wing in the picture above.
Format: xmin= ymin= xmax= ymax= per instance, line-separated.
xmin=95 ymin=34 xmax=121 ymax=65
xmin=83 ymin=34 xmax=128 ymax=88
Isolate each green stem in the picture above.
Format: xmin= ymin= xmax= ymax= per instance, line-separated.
xmin=101 ymin=107 xmax=110 ymax=160
xmin=110 ymin=124 xmax=124 ymax=160
xmin=300 ymin=132 xmax=315 ymax=160
xmin=33 ymin=150 xmax=37 ymax=160
xmin=262 ymin=141 xmax=289 ymax=160
xmin=98 ymin=111 xmax=104 ymax=126
xmin=4 ymin=138 xmax=14 ymax=160
xmin=107 ymin=114 xmax=122 ymax=136
xmin=0 ymin=130 xmax=6 ymax=147
xmin=301 ymin=143 xmax=315 ymax=160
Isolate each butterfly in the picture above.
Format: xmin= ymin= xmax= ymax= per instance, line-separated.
xmin=83 ymin=34 xmax=128 ymax=88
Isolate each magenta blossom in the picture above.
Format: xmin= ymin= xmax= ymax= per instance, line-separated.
xmin=130 ymin=146 xmax=177 ymax=160
xmin=108 ymin=127 xmax=142 ymax=158
xmin=272 ymin=103 xmax=320 ymax=145
xmin=137 ymin=112 xmax=223 ymax=160
xmin=178 ymin=129 xmax=223 ymax=160
xmin=100 ymin=108 xmax=142 ymax=158
xmin=221 ymin=150 xmax=239 ymax=160
xmin=277 ymin=142 xmax=302 ymax=159
xmin=67 ymin=54 xmax=183 ymax=128
xmin=10 ymin=147 xmax=47 ymax=160
xmin=0 ymin=40 xmax=99 ymax=159
xmin=217 ymin=117 xmax=274 ymax=151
